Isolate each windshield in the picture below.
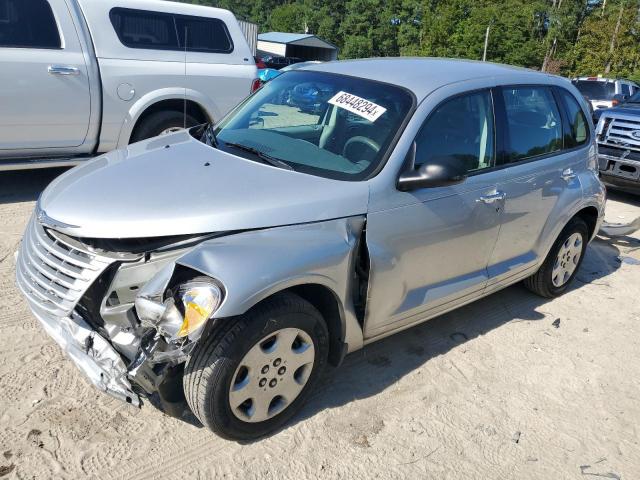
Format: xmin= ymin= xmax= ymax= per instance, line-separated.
xmin=573 ymin=80 xmax=616 ymax=100
xmin=213 ymin=70 xmax=414 ymax=180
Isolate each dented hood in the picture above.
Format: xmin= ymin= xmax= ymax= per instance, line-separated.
xmin=38 ymin=131 xmax=369 ymax=239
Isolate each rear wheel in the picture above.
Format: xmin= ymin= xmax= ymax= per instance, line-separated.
xmin=130 ymin=110 xmax=199 ymax=143
xmin=524 ymin=217 xmax=589 ymax=298
xmin=183 ymin=292 xmax=329 ymax=441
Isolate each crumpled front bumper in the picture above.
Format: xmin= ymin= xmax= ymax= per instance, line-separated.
xmin=29 ymin=304 xmax=141 ymax=406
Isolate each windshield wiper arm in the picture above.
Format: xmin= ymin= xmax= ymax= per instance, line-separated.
xmin=223 ymin=142 xmax=294 ymax=171
xmin=203 ymin=123 xmax=218 ymax=148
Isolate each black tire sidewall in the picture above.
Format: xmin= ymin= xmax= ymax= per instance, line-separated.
xmin=541 ymin=218 xmax=589 ymax=295
xmin=131 ymin=111 xmax=199 ymax=143
xmin=200 ymin=300 xmax=329 ymax=440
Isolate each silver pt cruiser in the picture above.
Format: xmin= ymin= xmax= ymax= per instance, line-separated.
xmin=16 ymin=58 xmax=606 ymax=440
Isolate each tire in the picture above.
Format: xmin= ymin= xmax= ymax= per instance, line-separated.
xmin=523 ymin=217 xmax=589 ymax=298
xmin=130 ymin=110 xmax=199 ymax=143
xmin=183 ymin=292 xmax=329 ymax=441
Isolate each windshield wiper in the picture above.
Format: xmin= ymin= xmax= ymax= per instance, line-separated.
xmin=223 ymin=142 xmax=295 ymax=171
xmin=202 ymin=123 xmax=218 ymax=148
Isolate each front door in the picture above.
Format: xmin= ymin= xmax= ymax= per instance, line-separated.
xmin=364 ymin=89 xmax=505 ymax=338
xmin=0 ymin=0 xmax=91 ymax=152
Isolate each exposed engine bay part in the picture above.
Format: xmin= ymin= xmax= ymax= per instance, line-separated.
xmin=599 ymin=217 xmax=640 ymax=237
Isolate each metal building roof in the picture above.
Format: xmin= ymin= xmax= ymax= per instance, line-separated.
xmin=258 ymin=32 xmax=337 ymax=50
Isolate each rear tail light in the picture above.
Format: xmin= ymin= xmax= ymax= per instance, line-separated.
xmin=250 ymin=78 xmax=262 ymax=93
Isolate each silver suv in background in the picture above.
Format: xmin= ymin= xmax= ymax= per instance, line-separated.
xmin=16 ymin=59 xmax=605 ymax=441
xmin=572 ymin=76 xmax=639 ymax=114
xmin=0 ymin=0 xmax=258 ymax=171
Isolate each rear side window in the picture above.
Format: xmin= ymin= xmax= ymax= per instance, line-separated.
xmin=110 ymin=8 xmax=178 ymax=50
xmin=557 ymin=89 xmax=588 ymax=148
xmin=621 ymin=84 xmax=631 ymax=96
xmin=110 ymin=8 xmax=233 ymax=54
xmin=415 ymin=90 xmax=495 ymax=172
xmin=502 ymin=86 xmax=562 ymax=162
xmin=0 ymin=0 xmax=61 ymax=49
xmin=176 ymin=16 xmax=232 ymax=53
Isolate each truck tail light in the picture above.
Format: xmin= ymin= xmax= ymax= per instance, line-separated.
xmin=250 ymin=78 xmax=262 ymax=93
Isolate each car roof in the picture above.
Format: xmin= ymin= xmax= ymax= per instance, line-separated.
xmin=303 ymin=57 xmax=554 ymax=100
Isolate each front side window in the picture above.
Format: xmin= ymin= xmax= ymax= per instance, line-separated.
xmin=0 ymin=0 xmax=60 ymax=49
xmin=212 ymin=71 xmax=414 ymax=180
xmin=621 ymin=84 xmax=631 ymax=96
xmin=110 ymin=8 xmax=233 ymax=53
xmin=502 ymin=86 xmax=562 ymax=162
xmin=558 ymin=89 xmax=588 ymax=148
xmin=414 ymin=90 xmax=495 ymax=172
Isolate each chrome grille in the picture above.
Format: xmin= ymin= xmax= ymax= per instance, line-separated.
xmin=16 ymin=216 xmax=115 ymax=317
xmin=602 ymin=116 xmax=640 ymax=150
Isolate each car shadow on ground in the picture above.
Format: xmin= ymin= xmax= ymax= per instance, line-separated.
xmin=293 ymin=236 xmax=623 ymax=425
xmin=0 ymin=168 xmax=69 ymax=204
xmin=607 ymin=189 xmax=640 ymax=208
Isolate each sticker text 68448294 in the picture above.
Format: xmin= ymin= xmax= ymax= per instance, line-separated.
xmin=327 ymin=91 xmax=387 ymax=122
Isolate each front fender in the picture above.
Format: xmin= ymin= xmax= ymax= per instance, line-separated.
xmin=175 ymin=216 xmax=366 ymax=351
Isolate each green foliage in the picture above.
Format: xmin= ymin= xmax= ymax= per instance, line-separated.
xmin=178 ymin=0 xmax=640 ymax=80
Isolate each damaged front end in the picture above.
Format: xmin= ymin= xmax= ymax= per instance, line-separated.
xmin=15 ymin=213 xmax=224 ymax=407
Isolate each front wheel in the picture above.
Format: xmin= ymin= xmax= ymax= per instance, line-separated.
xmin=524 ymin=217 xmax=589 ymax=298
xmin=183 ymin=292 xmax=329 ymax=441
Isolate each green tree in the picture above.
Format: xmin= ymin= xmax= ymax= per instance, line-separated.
xmin=176 ymin=0 xmax=640 ymax=81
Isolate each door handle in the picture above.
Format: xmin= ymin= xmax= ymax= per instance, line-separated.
xmin=48 ymin=65 xmax=80 ymax=76
xmin=561 ymin=168 xmax=576 ymax=182
xmin=477 ymin=191 xmax=506 ymax=204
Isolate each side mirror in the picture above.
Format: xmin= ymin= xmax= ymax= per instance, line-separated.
xmin=397 ymin=144 xmax=468 ymax=191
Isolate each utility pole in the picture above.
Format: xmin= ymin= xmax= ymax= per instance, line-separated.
xmin=482 ymin=24 xmax=490 ymax=61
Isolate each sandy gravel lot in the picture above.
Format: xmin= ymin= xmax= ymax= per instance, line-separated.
xmin=0 ymin=168 xmax=639 ymax=479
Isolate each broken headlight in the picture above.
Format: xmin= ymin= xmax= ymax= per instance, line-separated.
xmin=135 ymin=279 xmax=222 ymax=343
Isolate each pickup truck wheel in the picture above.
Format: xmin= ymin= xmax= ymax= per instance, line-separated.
xmin=130 ymin=110 xmax=199 ymax=143
xmin=183 ymin=292 xmax=329 ymax=441
xmin=523 ymin=217 xmax=589 ymax=298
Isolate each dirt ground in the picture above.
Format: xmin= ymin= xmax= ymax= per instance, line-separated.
xmin=0 ymin=168 xmax=639 ymax=480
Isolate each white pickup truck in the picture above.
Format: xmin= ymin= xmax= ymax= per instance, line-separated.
xmin=0 ymin=0 xmax=258 ymax=170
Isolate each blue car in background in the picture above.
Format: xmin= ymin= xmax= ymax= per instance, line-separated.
xmin=258 ymin=62 xmax=329 ymax=114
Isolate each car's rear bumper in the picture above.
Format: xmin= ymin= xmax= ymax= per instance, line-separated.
xmin=27 ymin=302 xmax=141 ymax=406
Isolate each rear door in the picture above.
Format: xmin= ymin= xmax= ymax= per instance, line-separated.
xmin=0 ymin=0 xmax=91 ymax=151
xmin=486 ymin=85 xmax=585 ymax=288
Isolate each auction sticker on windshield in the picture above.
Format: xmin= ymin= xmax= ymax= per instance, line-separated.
xmin=328 ymin=91 xmax=387 ymax=122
